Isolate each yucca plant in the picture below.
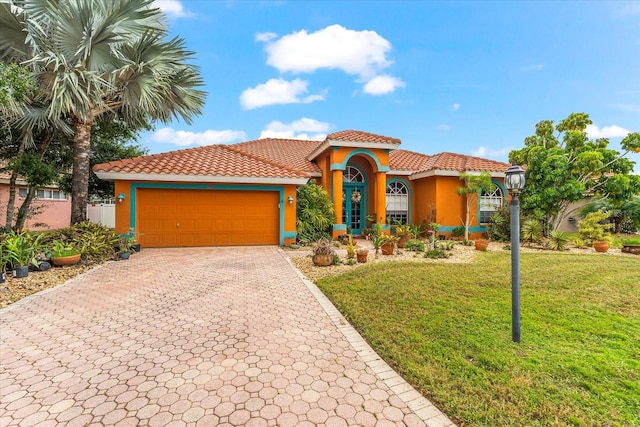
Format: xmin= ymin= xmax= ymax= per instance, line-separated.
xmin=547 ymin=230 xmax=569 ymax=251
xmin=522 ymin=218 xmax=543 ymax=245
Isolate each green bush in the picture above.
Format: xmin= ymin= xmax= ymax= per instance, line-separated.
xmin=547 ymin=230 xmax=569 ymax=251
xmin=522 ymin=218 xmax=543 ymax=245
xmin=405 ymin=239 xmax=425 ymax=252
xmin=424 ymin=248 xmax=450 ymax=259
xmin=38 ymin=221 xmax=120 ymax=262
xmin=296 ymin=181 xmax=335 ymax=244
xmin=451 ymin=226 xmax=465 ymax=238
xmin=487 ymin=207 xmax=510 ymax=242
xmin=578 ymin=210 xmax=613 ymax=244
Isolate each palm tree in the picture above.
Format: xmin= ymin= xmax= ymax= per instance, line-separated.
xmin=0 ymin=0 xmax=206 ymax=223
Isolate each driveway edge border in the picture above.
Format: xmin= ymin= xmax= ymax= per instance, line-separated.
xmin=281 ymin=250 xmax=456 ymax=427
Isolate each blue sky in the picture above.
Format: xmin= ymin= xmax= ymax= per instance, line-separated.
xmin=147 ymin=0 xmax=639 ymax=171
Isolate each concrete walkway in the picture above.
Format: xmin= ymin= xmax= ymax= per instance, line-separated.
xmin=0 ymin=247 xmax=454 ymax=427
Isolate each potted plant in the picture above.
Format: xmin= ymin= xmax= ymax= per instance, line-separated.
xmin=395 ymin=225 xmax=413 ymax=248
xmin=621 ymin=237 xmax=640 ymax=255
xmin=578 ymin=211 xmax=613 ymax=253
xmin=356 ymin=248 xmax=369 ymax=263
xmin=118 ymin=235 xmax=136 ymax=260
xmin=474 ymin=238 xmax=489 ymax=251
xmin=381 ymin=235 xmax=400 ymax=255
xmin=3 ymin=230 xmax=43 ymax=278
xmin=312 ymin=238 xmax=335 ymax=266
xmin=48 ymin=240 xmax=82 ymax=266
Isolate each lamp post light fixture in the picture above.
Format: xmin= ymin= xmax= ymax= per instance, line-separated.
xmin=504 ymin=162 xmax=526 ymax=343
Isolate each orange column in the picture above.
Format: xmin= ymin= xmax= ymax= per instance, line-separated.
xmin=376 ymin=171 xmax=387 ymax=226
xmin=332 ymin=169 xmax=343 ymax=239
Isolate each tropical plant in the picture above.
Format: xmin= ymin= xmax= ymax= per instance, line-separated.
xmin=0 ymin=0 xmax=207 ymax=224
xmin=547 ymin=231 xmax=569 ymax=251
xmin=345 ymin=234 xmax=357 ymax=259
xmin=451 ymin=226 xmax=465 ymax=239
xmin=578 ymin=210 xmax=613 ymax=244
xmin=424 ymin=248 xmax=450 ymax=259
xmin=49 ymin=240 xmax=80 ymax=258
xmin=296 ymin=181 xmax=335 ymax=244
xmin=405 ymin=239 xmax=426 ymax=252
xmin=510 ymin=113 xmax=640 ymax=234
xmin=521 ymin=218 xmax=543 ymax=245
xmin=456 ymin=172 xmax=493 ymax=241
xmin=312 ymin=238 xmax=335 ymax=256
xmin=580 ymin=196 xmax=640 ymax=234
xmin=395 ymin=225 xmax=412 ymax=237
xmin=486 ymin=207 xmax=511 ymax=242
xmin=2 ymin=230 xmax=43 ymax=267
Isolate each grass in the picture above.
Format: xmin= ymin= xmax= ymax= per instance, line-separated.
xmin=316 ymin=251 xmax=640 ymax=426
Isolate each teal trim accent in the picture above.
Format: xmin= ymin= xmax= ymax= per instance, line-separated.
xmin=283 ymin=231 xmax=297 ymax=239
xmin=130 ymin=182 xmax=288 ymax=246
xmin=333 ymin=224 xmax=347 ymax=231
xmin=382 ymin=225 xmax=391 ymax=231
xmin=385 ymin=177 xmax=412 ymax=224
xmin=475 ymin=179 xmax=507 ymax=227
xmin=330 ymin=149 xmax=389 ymax=172
xmin=438 ymin=225 xmax=486 ymax=233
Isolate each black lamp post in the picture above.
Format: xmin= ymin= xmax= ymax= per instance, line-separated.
xmin=504 ymin=163 xmax=526 ymax=343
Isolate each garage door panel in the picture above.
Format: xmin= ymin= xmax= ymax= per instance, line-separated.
xmin=137 ymin=188 xmax=279 ymax=247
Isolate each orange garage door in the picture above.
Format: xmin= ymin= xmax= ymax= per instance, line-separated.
xmin=137 ymin=188 xmax=280 ymax=247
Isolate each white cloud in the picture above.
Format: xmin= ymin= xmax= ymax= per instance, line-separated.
xmin=520 ymin=63 xmax=544 ymax=71
xmin=586 ymin=124 xmax=631 ymax=139
xmin=452 ymin=103 xmax=460 ymax=111
xmin=472 ymin=146 xmax=513 ymax=158
xmin=151 ymin=128 xmax=246 ymax=146
xmin=362 ymin=75 xmax=406 ymax=95
xmin=436 ymin=124 xmax=451 ymax=131
xmin=260 ymin=24 xmax=393 ymax=79
xmin=240 ymin=78 xmax=325 ymax=110
xmin=153 ymin=0 xmax=193 ymax=18
xmin=259 ymin=118 xmax=330 ymax=140
xmin=255 ymin=32 xmax=277 ymax=43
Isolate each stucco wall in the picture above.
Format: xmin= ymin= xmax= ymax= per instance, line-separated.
xmin=0 ymin=184 xmax=71 ymax=230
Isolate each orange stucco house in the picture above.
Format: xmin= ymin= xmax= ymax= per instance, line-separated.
xmin=93 ymin=130 xmax=511 ymax=248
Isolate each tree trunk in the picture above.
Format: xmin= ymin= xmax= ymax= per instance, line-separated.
xmin=71 ymin=119 xmax=92 ymax=224
xmin=15 ymin=186 xmax=36 ymax=229
xmin=4 ymin=140 xmax=25 ymax=229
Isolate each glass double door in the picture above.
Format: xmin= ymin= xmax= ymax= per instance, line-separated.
xmin=342 ymin=185 xmax=365 ymax=234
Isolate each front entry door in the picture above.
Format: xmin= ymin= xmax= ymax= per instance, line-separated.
xmin=342 ymin=185 xmax=365 ymax=234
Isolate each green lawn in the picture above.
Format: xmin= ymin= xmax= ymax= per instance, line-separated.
xmin=316 ymin=252 xmax=640 ymax=426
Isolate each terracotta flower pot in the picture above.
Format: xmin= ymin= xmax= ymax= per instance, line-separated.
xmin=312 ymin=254 xmax=333 ymax=266
xmin=397 ymin=234 xmax=410 ymax=248
xmin=381 ymin=242 xmax=395 ymax=255
xmin=593 ymin=241 xmax=609 ymax=253
xmin=50 ymin=253 xmax=81 ymax=266
xmin=475 ymin=239 xmax=489 ymax=251
xmin=356 ymin=252 xmax=368 ymax=263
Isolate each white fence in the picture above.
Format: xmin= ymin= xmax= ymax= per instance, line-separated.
xmin=87 ymin=202 xmax=115 ymax=228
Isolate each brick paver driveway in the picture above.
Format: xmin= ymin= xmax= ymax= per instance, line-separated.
xmin=1 ymin=247 xmax=453 ymax=426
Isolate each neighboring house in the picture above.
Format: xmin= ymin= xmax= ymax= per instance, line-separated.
xmin=93 ymin=130 xmax=511 ymax=248
xmin=0 ymin=168 xmax=71 ymax=230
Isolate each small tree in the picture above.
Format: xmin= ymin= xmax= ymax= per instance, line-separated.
xmin=456 ymin=172 xmax=493 ymax=241
xmin=578 ymin=210 xmax=613 ymax=244
xmin=296 ymin=180 xmax=335 ymax=244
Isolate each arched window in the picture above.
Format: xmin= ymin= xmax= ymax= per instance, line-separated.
xmin=386 ymin=181 xmax=409 ymax=224
xmin=343 ymin=166 xmax=364 ymax=182
xmin=480 ymin=184 xmax=503 ymax=223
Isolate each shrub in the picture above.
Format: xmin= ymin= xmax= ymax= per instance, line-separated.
xmin=487 ymin=207 xmax=510 ymax=242
xmin=296 ymin=181 xmax=335 ymax=244
xmin=312 ymin=238 xmax=335 ymax=256
xmin=451 ymin=226 xmax=465 ymax=238
xmin=548 ymin=230 xmax=569 ymax=251
xmin=405 ymin=239 xmax=425 ymax=252
xmin=578 ymin=211 xmax=613 ymax=244
xmin=522 ymin=218 xmax=543 ymax=245
xmin=424 ymin=248 xmax=450 ymax=259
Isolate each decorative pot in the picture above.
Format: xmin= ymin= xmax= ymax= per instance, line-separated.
xmin=0 ymin=272 xmax=5 ymax=283
xmin=356 ymin=252 xmax=368 ymax=263
xmin=132 ymin=244 xmax=141 ymax=252
xmin=593 ymin=241 xmax=609 ymax=253
xmin=397 ymin=234 xmax=410 ymax=248
xmin=475 ymin=239 xmax=489 ymax=251
xmin=381 ymin=242 xmax=395 ymax=255
xmin=120 ymin=252 xmax=131 ymax=260
xmin=621 ymin=244 xmax=640 ymax=255
xmin=13 ymin=266 xmax=29 ymax=278
xmin=312 ymin=254 xmax=332 ymax=267
xmin=50 ymin=253 xmax=81 ymax=266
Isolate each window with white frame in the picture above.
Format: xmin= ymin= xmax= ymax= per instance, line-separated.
xmin=386 ymin=181 xmax=409 ymax=224
xmin=343 ymin=166 xmax=364 ymax=183
xmin=479 ymin=184 xmax=503 ymax=223
xmin=18 ymin=188 xmax=67 ymax=200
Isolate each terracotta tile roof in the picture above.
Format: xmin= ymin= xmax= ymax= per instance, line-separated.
xmin=93 ymin=144 xmax=310 ymax=179
xmin=233 ymin=138 xmax=322 ymax=174
xmin=419 ymin=152 xmax=511 ymax=173
xmin=389 ymin=149 xmax=432 ymax=171
xmin=327 ymin=130 xmax=401 ymax=145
